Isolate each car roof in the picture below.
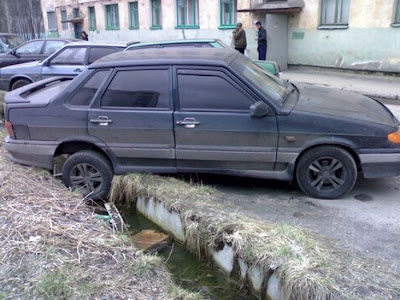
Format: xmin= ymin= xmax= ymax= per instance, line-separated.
xmin=127 ymin=39 xmax=220 ymax=48
xmin=91 ymin=48 xmax=239 ymax=69
xmin=66 ymin=41 xmax=126 ymax=47
xmin=22 ymin=38 xmax=79 ymax=42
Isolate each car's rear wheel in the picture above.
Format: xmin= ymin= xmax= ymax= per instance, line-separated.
xmin=11 ymin=79 xmax=31 ymax=90
xmin=62 ymin=150 xmax=113 ymax=200
xmin=296 ymin=146 xmax=357 ymax=199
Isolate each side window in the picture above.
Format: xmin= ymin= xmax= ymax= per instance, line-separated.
xmin=43 ymin=41 xmax=66 ymax=55
xmin=161 ymin=44 xmax=198 ymax=48
xmin=126 ymin=45 xmax=159 ymax=51
xmin=67 ymin=71 xmax=108 ymax=106
xmin=178 ymin=72 xmax=253 ymax=111
xmin=16 ymin=41 xmax=44 ymax=55
xmin=101 ymin=69 xmax=170 ymax=109
xmin=51 ymin=47 xmax=87 ymax=65
xmin=88 ymin=47 xmax=120 ymax=64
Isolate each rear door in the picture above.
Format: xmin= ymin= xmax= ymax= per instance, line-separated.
xmin=40 ymin=46 xmax=88 ymax=79
xmin=174 ymin=67 xmax=278 ymax=174
xmin=88 ymin=67 xmax=175 ymax=173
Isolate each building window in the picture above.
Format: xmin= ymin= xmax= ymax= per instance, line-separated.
xmin=88 ymin=7 xmax=96 ymax=31
xmin=219 ymin=0 xmax=237 ymax=29
xmin=176 ymin=0 xmax=199 ymax=28
xmin=129 ymin=2 xmax=139 ymax=29
xmin=320 ymin=0 xmax=350 ymax=27
xmin=47 ymin=11 xmax=57 ymax=31
xmin=61 ymin=10 xmax=68 ymax=30
xmin=105 ymin=4 xmax=119 ymax=30
xmin=151 ymin=0 xmax=162 ymax=29
xmin=394 ymin=0 xmax=400 ymax=25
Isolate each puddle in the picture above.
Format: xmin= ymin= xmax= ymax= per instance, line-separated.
xmin=122 ymin=210 xmax=257 ymax=300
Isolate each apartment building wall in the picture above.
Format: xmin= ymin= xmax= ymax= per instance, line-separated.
xmin=288 ymin=0 xmax=400 ymax=73
xmin=40 ymin=0 xmax=262 ymax=59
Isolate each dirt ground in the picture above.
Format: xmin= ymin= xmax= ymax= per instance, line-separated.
xmin=0 ymin=127 xmax=198 ymax=300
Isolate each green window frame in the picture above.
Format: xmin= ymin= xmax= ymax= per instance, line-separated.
xmin=219 ymin=0 xmax=237 ymax=29
xmin=105 ymin=4 xmax=119 ymax=30
xmin=319 ymin=0 xmax=350 ymax=29
xmin=151 ymin=0 xmax=162 ymax=29
xmin=129 ymin=2 xmax=139 ymax=29
xmin=88 ymin=6 xmax=96 ymax=31
xmin=176 ymin=0 xmax=199 ymax=29
xmin=393 ymin=0 xmax=400 ymax=26
xmin=61 ymin=10 xmax=68 ymax=30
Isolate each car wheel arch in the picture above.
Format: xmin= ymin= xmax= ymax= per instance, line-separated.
xmin=9 ymin=76 xmax=33 ymax=90
xmin=291 ymin=143 xmax=362 ymax=182
xmin=54 ymin=141 xmax=115 ymax=172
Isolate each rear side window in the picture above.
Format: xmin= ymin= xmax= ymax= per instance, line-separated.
xmin=101 ymin=69 xmax=170 ymax=109
xmin=178 ymin=72 xmax=253 ymax=111
xmin=51 ymin=47 xmax=87 ymax=65
xmin=67 ymin=71 xmax=108 ymax=106
xmin=88 ymin=47 xmax=121 ymax=64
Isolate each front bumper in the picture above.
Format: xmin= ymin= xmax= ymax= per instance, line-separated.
xmin=0 ymin=78 xmax=9 ymax=91
xmin=359 ymin=152 xmax=400 ymax=179
xmin=3 ymin=137 xmax=56 ymax=170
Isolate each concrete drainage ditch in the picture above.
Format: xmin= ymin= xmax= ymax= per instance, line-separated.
xmin=121 ymin=196 xmax=281 ymax=300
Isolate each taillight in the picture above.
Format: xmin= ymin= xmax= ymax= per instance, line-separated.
xmin=5 ymin=121 xmax=15 ymax=139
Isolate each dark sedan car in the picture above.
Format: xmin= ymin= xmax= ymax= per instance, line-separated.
xmin=0 ymin=38 xmax=77 ymax=68
xmin=3 ymin=49 xmax=400 ymax=200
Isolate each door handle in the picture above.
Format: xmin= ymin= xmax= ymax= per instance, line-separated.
xmin=176 ymin=117 xmax=200 ymax=129
xmin=90 ymin=116 xmax=112 ymax=126
xmin=73 ymin=68 xmax=82 ymax=72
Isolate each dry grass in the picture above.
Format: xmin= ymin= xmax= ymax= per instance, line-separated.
xmin=111 ymin=173 xmax=400 ymax=300
xmin=0 ymin=134 xmax=199 ymax=300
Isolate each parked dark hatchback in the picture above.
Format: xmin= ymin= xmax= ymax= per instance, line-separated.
xmin=0 ymin=38 xmax=77 ymax=68
xmin=4 ymin=49 xmax=400 ymax=199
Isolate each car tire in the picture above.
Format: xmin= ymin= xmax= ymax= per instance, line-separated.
xmin=11 ymin=79 xmax=31 ymax=90
xmin=62 ymin=150 xmax=113 ymax=200
xmin=296 ymin=146 xmax=357 ymax=199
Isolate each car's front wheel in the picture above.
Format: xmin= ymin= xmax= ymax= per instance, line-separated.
xmin=296 ymin=146 xmax=357 ymax=199
xmin=62 ymin=150 xmax=113 ymax=200
xmin=11 ymin=79 xmax=31 ymax=90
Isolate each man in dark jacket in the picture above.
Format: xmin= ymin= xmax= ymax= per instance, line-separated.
xmin=256 ymin=21 xmax=267 ymax=60
xmin=232 ymin=23 xmax=247 ymax=54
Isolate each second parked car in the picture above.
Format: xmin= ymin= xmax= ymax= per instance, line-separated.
xmin=0 ymin=42 xmax=125 ymax=91
xmin=0 ymin=38 xmax=77 ymax=68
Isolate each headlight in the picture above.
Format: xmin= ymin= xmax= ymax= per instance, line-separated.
xmin=387 ymin=129 xmax=400 ymax=144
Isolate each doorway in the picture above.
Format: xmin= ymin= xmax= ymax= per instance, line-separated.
xmin=265 ymin=14 xmax=288 ymax=71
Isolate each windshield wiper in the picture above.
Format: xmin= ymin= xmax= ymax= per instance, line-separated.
xmin=282 ymin=82 xmax=299 ymax=105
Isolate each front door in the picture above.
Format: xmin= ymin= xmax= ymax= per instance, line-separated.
xmin=41 ymin=46 xmax=87 ymax=79
xmin=88 ymin=67 xmax=175 ymax=173
xmin=174 ymin=67 xmax=278 ymax=175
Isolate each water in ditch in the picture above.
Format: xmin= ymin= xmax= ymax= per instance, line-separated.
xmin=122 ymin=210 xmax=257 ymax=300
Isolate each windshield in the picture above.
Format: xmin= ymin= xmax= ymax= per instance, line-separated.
xmin=0 ymin=35 xmax=24 ymax=53
xmin=232 ymin=56 xmax=288 ymax=104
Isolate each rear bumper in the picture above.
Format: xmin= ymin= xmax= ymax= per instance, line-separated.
xmin=3 ymin=137 xmax=56 ymax=170
xmin=359 ymin=153 xmax=400 ymax=179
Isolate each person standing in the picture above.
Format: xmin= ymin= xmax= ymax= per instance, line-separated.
xmin=255 ymin=21 xmax=267 ymax=60
xmin=80 ymin=31 xmax=89 ymax=41
xmin=232 ymin=23 xmax=247 ymax=54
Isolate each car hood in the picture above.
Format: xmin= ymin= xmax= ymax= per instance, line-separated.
xmin=1 ymin=60 xmax=42 ymax=72
xmin=293 ymin=83 xmax=398 ymax=128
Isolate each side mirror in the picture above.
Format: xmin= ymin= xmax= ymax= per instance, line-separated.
xmin=10 ymin=49 xmax=19 ymax=57
xmin=249 ymin=101 xmax=270 ymax=118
